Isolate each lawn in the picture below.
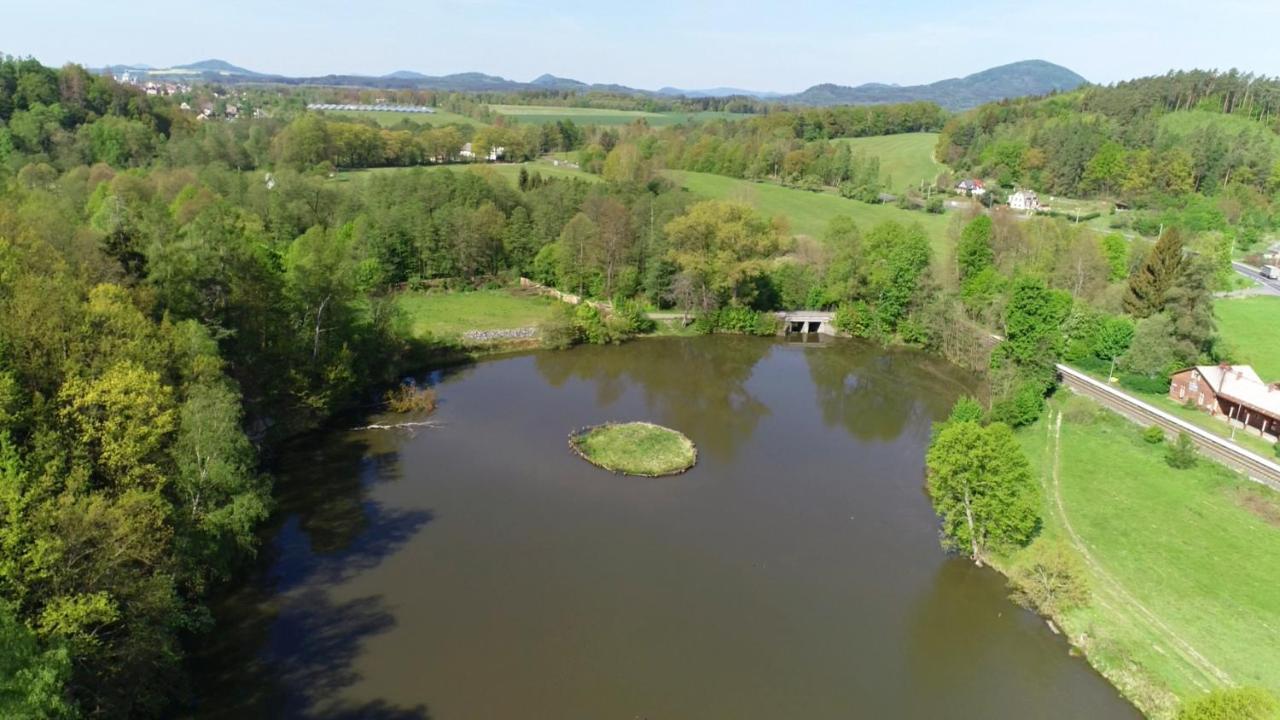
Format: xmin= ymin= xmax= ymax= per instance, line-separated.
xmin=1017 ymin=397 xmax=1280 ymax=718
xmin=833 ymin=133 xmax=942 ymax=193
xmin=569 ymin=422 xmax=697 ymax=476
xmin=489 ymin=104 xmax=745 ymax=127
xmin=320 ymin=108 xmax=486 ymax=127
xmin=1216 ymin=296 xmax=1280 ymax=380
xmin=395 ymin=289 xmax=558 ymax=339
xmin=664 ymin=170 xmax=953 ymax=257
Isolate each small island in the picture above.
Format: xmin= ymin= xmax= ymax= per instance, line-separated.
xmin=568 ymin=422 xmax=697 ymax=477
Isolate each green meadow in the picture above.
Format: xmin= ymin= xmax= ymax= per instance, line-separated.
xmin=1017 ymin=397 xmax=1280 ymax=717
xmin=489 ymin=104 xmax=745 ymax=126
xmin=834 ymin=132 xmax=943 ymax=192
xmin=321 ymin=108 xmax=486 ymax=127
xmin=664 ymin=170 xmax=954 ymax=256
xmin=1215 ymin=295 xmax=1280 ymax=380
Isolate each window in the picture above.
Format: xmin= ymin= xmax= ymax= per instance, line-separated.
xmin=1189 ymin=375 xmax=1199 ymax=392
xmin=1197 ymin=392 xmax=1204 ymax=406
xmin=1178 ymin=386 xmax=1186 ymax=399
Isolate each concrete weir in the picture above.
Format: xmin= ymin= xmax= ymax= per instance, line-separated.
xmin=778 ymin=311 xmax=836 ymax=336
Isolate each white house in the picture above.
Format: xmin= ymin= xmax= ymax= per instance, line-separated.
xmin=459 ymin=142 xmax=474 ymax=160
xmin=955 ymin=179 xmax=986 ymax=196
xmin=487 ymin=146 xmax=505 ymax=162
xmin=1009 ymin=189 xmax=1041 ymax=211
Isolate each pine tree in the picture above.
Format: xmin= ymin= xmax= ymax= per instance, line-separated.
xmin=1123 ymin=227 xmax=1185 ymax=317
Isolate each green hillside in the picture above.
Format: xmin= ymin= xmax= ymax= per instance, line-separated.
xmin=833 ymin=132 xmax=943 ymax=192
xmin=664 ymin=170 xmax=952 ymax=257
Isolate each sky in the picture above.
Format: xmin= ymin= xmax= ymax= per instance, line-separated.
xmin=4 ymin=0 xmax=1277 ymax=92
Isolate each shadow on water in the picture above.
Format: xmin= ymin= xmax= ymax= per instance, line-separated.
xmin=188 ymin=427 xmax=434 ymax=719
xmin=533 ymin=336 xmax=773 ymax=460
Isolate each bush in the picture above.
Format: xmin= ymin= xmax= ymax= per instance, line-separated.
xmin=384 ymin=383 xmax=437 ymax=413
xmin=539 ymin=305 xmax=581 ymax=349
xmin=925 ymin=196 xmax=944 ymax=214
xmin=1175 ymin=687 xmax=1280 ymax=720
xmin=948 ymin=396 xmax=985 ymax=424
xmin=574 ymin=303 xmax=616 ymax=345
xmin=692 ymin=308 xmax=779 ymax=336
xmin=1274 ymin=441 xmax=1280 ymax=459
xmin=1142 ymin=426 xmax=1166 ymax=444
xmin=1118 ymin=373 xmax=1170 ymax=395
xmin=608 ymin=298 xmax=655 ymax=336
xmin=989 ymin=380 xmax=1047 ymax=428
xmin=1165 ymin=432 xmax=1198 ymax=469
xmin=834 ymin=300 xmax=874 ymax=338
xmin=1008 ymin=539 xmax=1091 ymax=616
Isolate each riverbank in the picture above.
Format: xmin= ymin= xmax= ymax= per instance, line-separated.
xmin=1006 ymin=394 xmax=1280 ymax=719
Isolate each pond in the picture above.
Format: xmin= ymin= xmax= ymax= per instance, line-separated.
xmin=192 ymin=336 xmax=1139 ymax=719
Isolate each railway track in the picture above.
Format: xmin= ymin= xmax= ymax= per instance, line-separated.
xmin=1056 ymin=364 xmax=1280 ymax=491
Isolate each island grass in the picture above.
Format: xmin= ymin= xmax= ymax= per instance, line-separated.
xmin=1215 ymin=296 xmax=1280 ymax=380
xmin=569 ymin=422 xmax=697 ymax=476
xmin=1015 ymin=396 xmax=1280 ymax=717
xmin=394 ymin=289 xmax=558 ymax=339
xmin=833 ymin=133 xmax=942 ymax=192
xmin=663 ymin=170 xmax=952 ymax=256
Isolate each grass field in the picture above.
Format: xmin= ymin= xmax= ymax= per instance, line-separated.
xmin=833 ymin=133 xmax=942 ymax=192
xmin=336 ymin=160 xmax=601 ymax=185
xmin=489 ymin=104 xmax=744 ymax=126
xmin=664 ymin=170 xmax=953 ymax=256
xmin=1018 ymin=397 xmax=1280 ymax=718
xmin=395 ymin=289 xmax=558 ymax=339
xmin=1216 ymin=296 xmax=1280 ymax=380
xmin=320 ymin=108 xmax=486 ymax=127
xmin=569 ymin=422 xmax=697 ymax=476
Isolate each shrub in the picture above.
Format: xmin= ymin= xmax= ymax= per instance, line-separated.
xmin=1175 ymin=687 xmax=1280 ymax=720
xmin=1165 ymin=432 xmax=1198 ymax=469
xmin=539 ymin=305 xmax=581 ymax=349
xmin=1118 ymin=373 xmax=1170 ymax=395
xmin=1274 ymin=441 xmax=1280 ymax=459
xmin=574 ymin=303 xmax=615 ymax=345
xmin=1008 ymin=539 xmax=1090 ymax=616
xmin=1142 ymin=426 xmax=1166 ymax=444
xmin=925 ymin=196 xmax=944 ymax=214
xmin=989 ymin=380 xmax=1047 ymax=428
xmin=834 ymin=300 xmax=874 ymax=338
xmin=948 ymin=396 xmax=985 ymax=424
xmin=608 ymin=298 xmax=655 ymax=336
xmin=384 ymin=383 xmax=437 ymax=413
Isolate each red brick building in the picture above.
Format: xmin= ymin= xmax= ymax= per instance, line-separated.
xmin=1169 ymin=364 xmax=1280 ymax=440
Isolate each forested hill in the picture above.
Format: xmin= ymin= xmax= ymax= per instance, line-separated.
xmin=938 ymin=69 xmax=1280 ymax=242
xmin=782 ymin=60 xmax=1087 ymax=110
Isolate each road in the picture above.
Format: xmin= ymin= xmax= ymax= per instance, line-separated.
xmin=1231 ymin=261 xmax=1280 ymax=296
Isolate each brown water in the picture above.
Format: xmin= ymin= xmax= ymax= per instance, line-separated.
xmin=193 ymin=336 xmax=1139 ymax=719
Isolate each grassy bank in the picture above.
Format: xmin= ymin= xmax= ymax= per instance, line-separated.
xmin=1216 ymin=296 xmax=1280 ymax=380
xmin=1014 ymin=396 xmax=1280 ymax=718
xmin=569 ymin=422 xmax=697 ymax=476
xmin=395 ymin=288 xmax=558 ymax=340
xmin=833 ymin=132 xmax=942 ymax=193
xmin=663 ymin=170 xmax=953 ymax=256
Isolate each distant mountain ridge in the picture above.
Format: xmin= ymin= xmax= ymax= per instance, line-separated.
xmin=99 ymin=58 xmax=1087 ymax=109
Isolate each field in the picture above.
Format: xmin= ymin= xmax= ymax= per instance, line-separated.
xmin=1215 ymin=296 xmax=1280 ymax=380
xmin=833 ymin=133 xmax=942 ymax=192
xmin=335 ymin=160 xmax=601 ymax=185
xmin=395 ymin=289 xmax=559 ymax=339
xmin=320 ymin=108 xmax=485 ymax=127
xmin=664 ymin=170 xmax=953 ymax=257
xmin=1018 ymin=397 xmax=1280 ymax=717
xmin=489 ymin=104 xmax=744 ymax=126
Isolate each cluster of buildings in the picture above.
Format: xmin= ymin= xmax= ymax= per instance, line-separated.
xmin=306 ymin=103 xmax=437 ymax=115
xmin=1170 ymin=364 xmax=1280 ymax=441
xmin=953 ymin=179 xmax=1045 ymax=212
xmin=111 ymin=72 xmax=190 ymax=96
xmin=459 ymin=143 xmax=505 ymax=161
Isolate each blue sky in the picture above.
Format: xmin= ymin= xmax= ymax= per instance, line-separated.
xmin=4 ymin=0 xmax=1276 ymax=91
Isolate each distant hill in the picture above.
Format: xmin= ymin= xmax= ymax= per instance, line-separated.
xmin=99 ymin=58 xmax=1086 ymax=109
xmin=172 ymin=59 xmax=262 ymax=77
xmin=657 ymin=86 xmax=785 ymax=99
xmin=780 ymin=60 xmax=1087 ymax=110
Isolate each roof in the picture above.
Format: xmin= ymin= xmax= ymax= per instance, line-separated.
xmin=1192 ymin=365 xmax=1280 ymax=419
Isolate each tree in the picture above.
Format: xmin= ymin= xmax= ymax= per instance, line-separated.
xmin=664 ymin=201 xmax=785 ymax=307
xmin=925 ymin=421 xmax=1041 ymax=562
xmin=861 ymin=221 xmax=931 ymax=331
xmin=1094 ymin=316 xmax=1136 ymax=363
xmin=1100 ymin=233 xmax=1128 ymax=281
xmin=955 ymin=215 xmax=995 ymax=281
xmin=1002 ymin=277 xmax=1072 ymax=367
xmin=1121 ymin=313 xmax=1180 ymax=377
xmin=1008 ymin=539 xmax=1090 ymax=616
xmin=0 ymin=601 xmax=73 ymax=719
xmin=1124 ymin=227 xmax=1185 ymax=317
xmin=1175 ymin=687 xmax=1280 ymax=720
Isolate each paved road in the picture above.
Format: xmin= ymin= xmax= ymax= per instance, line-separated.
xmin=1057 ymin=364 xmax=1280 ymax=490
xmin=1231 ymin=262 xmax=1280 ymax=296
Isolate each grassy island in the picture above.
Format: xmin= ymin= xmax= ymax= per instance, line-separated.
xmin=569 ymin=422 xmax=697 ymax=477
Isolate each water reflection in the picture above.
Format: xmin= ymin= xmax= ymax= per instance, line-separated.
xmin=534 ymin=337 xmax=773 ymax=460
xmin=805 ymin=341 xmax=975 ymax=442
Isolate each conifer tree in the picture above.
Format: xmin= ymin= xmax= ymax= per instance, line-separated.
xmin=1123 ymin=228 xmax=1185 ymax=317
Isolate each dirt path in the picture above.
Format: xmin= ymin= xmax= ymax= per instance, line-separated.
xmin=1047 ymin=411 xmax=1233 ymax=692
